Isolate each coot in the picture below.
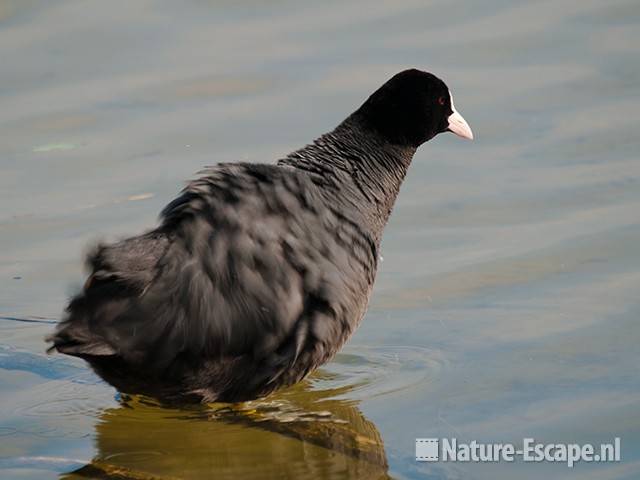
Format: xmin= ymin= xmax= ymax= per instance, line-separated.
xmin=48 ymin=69 xmax=473 ymax=403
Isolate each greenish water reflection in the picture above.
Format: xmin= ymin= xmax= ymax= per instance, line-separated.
xmin=63 ymin=374 xmax=390 ymax=480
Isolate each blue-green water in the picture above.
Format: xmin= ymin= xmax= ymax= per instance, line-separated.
xmin=1 ymin=1 xmax=639 ymax=478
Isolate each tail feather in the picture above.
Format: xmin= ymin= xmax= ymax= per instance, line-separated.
xmin=47 ymin=313 xmax=116 ymax=357
xmin=47 ymin=290 xmax=119 ymax=357
xmin=48 ymin=230 xmax=170 ymax=360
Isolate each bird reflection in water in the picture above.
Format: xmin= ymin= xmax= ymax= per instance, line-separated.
xmin=61 ymin=370 xmax=391 ymax=480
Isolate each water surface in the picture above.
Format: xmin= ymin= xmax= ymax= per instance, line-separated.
xmin=1 ymin=1 xmax=639 ymax=478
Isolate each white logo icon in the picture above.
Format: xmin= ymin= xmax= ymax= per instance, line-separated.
xmin=416 ymin=438 xmax=439 ymax=462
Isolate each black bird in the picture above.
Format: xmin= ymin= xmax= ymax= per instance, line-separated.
xmin=48 ymin=69 xmax=473 ymax=403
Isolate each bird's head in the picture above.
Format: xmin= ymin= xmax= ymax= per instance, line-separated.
xmin=355 ymin=68 xmax=473 ymax=147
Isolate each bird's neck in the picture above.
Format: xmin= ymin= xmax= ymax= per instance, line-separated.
xmin=278 ymin=115 xmax=416 ymax=242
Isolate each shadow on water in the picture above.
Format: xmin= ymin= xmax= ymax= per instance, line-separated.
xmin=61 ymin=372 xmax=392 ymax=480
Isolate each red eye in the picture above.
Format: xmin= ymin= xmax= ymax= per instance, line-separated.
xmin=437 ymin=96 xmax=446 ymax=106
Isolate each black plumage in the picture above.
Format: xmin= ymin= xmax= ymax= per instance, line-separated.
xmin=48 ymin=69 xmax=473 ymax=403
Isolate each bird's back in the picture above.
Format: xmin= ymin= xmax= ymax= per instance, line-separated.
xmin=49 ymin=162 xmax=378 ymax=402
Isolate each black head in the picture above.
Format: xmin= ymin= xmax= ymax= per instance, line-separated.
xmin=354 ymin=69 xmax=473 ymax=147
